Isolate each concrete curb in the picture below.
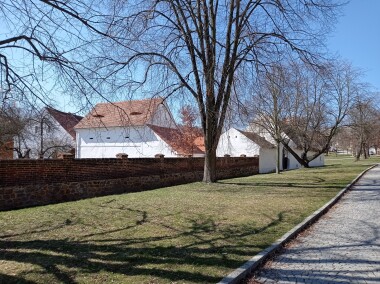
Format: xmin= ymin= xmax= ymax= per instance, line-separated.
xmin=217 ymin=164 xmax=378 ymax=284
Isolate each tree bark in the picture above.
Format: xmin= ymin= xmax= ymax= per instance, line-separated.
xmin=203 ymin=147 xmax=217 ymax=183
xmin=276 ymin=141 xmax=281 ymax=174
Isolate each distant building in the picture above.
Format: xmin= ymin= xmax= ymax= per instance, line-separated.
xmin=217 ymin=127 xmax=324 ymax=173
xmin=74 ymin=98 xmax=204 ymax=158
xmin=14 ymin=107 xmax=83 ymax=159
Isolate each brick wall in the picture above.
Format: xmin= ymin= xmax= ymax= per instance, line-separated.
xmin=0 ymin=156 xmax=259 ymax=211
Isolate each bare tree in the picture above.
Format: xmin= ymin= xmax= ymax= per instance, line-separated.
xmin=0 ymin=103 xmax=30 ymax=158
xmin=0 ymin=0 xmax=116 ymax=109
xmin=248 ymin=64 xmax=292 ymax=173
xmin=330 ymin=126 xmax=354 ymax=154
xmin=348 ymin=95 xmax=380 ymax=160
xmin=246 ymin=59 xmax=359 ymax=168
xmin=100 ymin=0 xmax=343 ymax=182
xmin=281 ymin=61 xmax=360 ymax=167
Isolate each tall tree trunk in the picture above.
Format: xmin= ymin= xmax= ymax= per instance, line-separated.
xmin=363 ymin=142 xmax=369 ymax=159
xmin=355 ymin=133 xmax=365 ymax=161
xmin=39 ymin=120 xmax=44 ymax=159
xmin=276 ymin=141 xmax=281 ymax=174
xmin=355 ymin=144 xmax=361 ymax=161
xmin=203 ymin=147 xmax=217 ymax=183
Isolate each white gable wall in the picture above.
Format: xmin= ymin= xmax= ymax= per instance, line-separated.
xmin=308 ymin=153 xmax=325 ymax=167
xmin=217 ymin=128 xmax=260 ymax=157
xmin=287 ymin=148 xmax=301 ymax=171
xmin=148 ymin=103 xmax=177 ymax=128
xmin=259 ymin=144 xmax=301 ymax=173
xmin=259 ymin=148 xmax=277 ymax=173
xmin=283 ymin=148 xmax=325 ymax=171
xmin=76 ymin=125 xmax=177 ymax=158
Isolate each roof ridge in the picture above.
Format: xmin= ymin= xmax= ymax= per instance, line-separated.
xmin=74 ymin=97 xmax=166 ymax=129
xmin=46 ymin=106 xmax=83 ymax=119
xmin=94 ymin=97 xmax=164 ymax=106
xmin=234 ymin=128 xmax=275 ymax=149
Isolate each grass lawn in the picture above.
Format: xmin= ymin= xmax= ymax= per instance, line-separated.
xmin=0 ymin=155 xmax=379 ymax=283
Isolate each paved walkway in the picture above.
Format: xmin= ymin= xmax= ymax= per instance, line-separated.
xmin=251 ymin=165 xmax=380 ymax=284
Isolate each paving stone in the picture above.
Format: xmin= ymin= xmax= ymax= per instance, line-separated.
xmin=253 ymin=165 xmax=380 ymax=284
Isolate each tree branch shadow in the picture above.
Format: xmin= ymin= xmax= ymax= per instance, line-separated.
xmin=0 ymin=209 xmax=287 ymax=283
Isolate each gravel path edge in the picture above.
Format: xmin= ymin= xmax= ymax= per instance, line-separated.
xmin=217 ymin=164 xmax=378 ymax=284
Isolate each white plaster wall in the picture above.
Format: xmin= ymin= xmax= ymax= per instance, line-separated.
xmin=259 ymin=145 xmax=306 ymax=173
xmin=217 ymin=128 xmax=260 ymax=157
xmin=259 ymin=148 xmax=277 ymax=173
xmin=286 ymin=149 xmax=325 ymax=169
xmin=287 ymin=148 xmax=302 ymax=170
xmin=76 ymin=125 xmax=177 ymax=158
xmin=148 ymin=103 xmax=177 ymax=128
xmin=308 ymin=153 xmax=325 ymax=167
xmin=259 ymin=145 xmax=300 ymax=173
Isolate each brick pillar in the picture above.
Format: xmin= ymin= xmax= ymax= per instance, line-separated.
xmin=116 ymin=153 xmax=128 ymax=159
xmin=155 ymin=154 xmax=165 ymax=161
xmin=61 ymin=153 xmax=74 ymax=160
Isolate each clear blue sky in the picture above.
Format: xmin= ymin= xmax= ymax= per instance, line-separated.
xmin=328 ymin=0 xmax=380 ymax=91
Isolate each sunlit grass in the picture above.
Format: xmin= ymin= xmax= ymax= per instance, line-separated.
xmin=0 ymin=155 xmax=378 ymax=283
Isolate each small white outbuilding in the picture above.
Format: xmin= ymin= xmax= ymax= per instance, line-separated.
xmin=217 ymin=127 xmax=324 ymax=173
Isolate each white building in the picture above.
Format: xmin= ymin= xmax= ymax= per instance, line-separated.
xmin=14 ymin=107 xmax=82 ymax=159
xmin=217 ymin=127 xmax=324 ymax=173
xmin=74 ymin=98 xmax=204 ymax=158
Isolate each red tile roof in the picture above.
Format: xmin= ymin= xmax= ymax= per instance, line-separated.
xmin=74 ymin=98 xmax=164 ymax=129
xmin=147 ymin=124 xmax=205 ymax=156
xmin=46 ymin=107 xmax=83 ymax=139
xmin=193 ymin=136 xmax=205 ymax=152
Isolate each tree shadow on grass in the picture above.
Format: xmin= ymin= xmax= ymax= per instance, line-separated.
xmin=0 ymin=210 xmax=287 ymax=284
xmin=215 ymin=180 xmax=343 ymax=192
xmin=0 ymin=273 xmax=37 ymax=284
